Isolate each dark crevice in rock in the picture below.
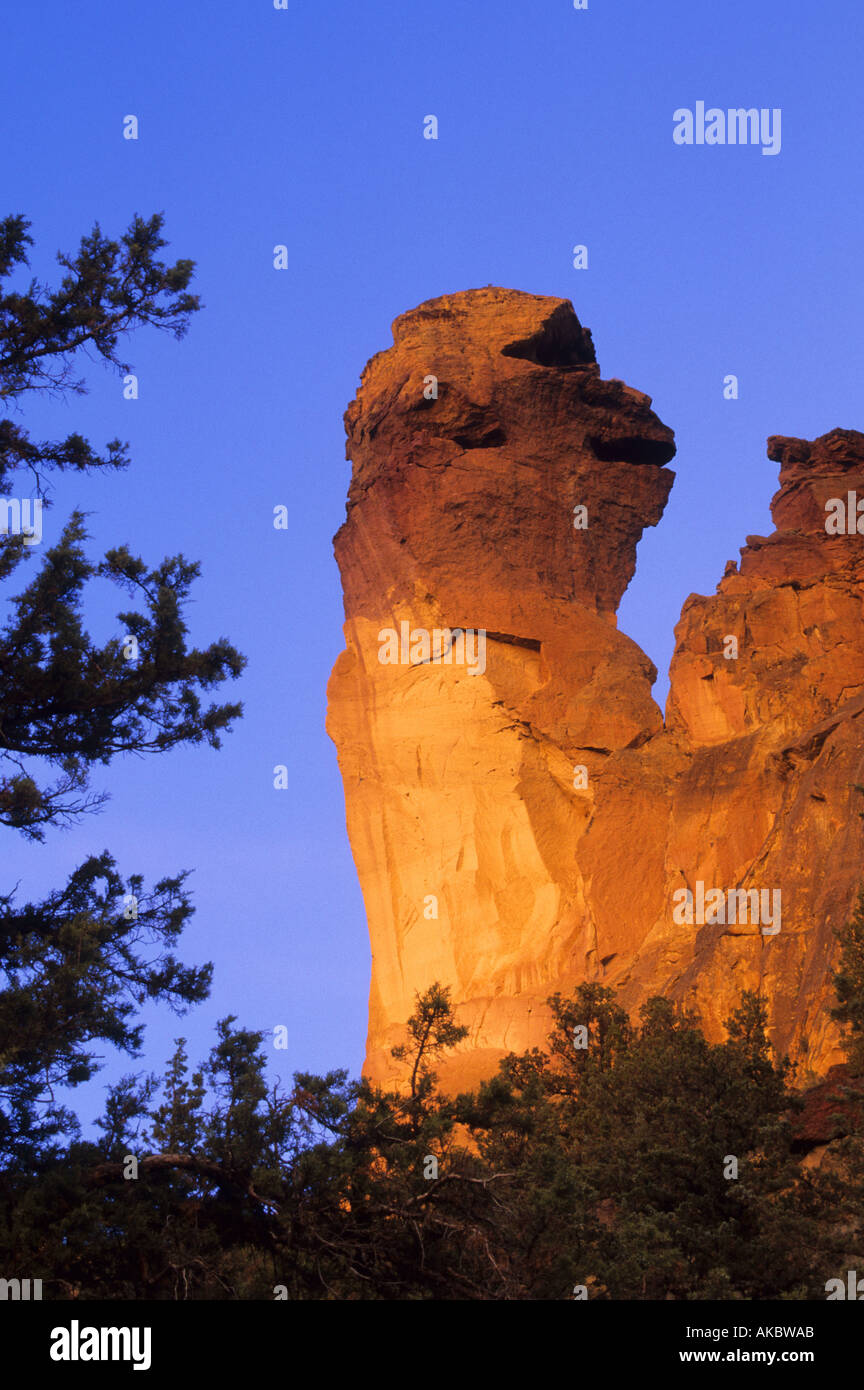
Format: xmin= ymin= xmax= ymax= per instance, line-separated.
xmin=453 ymin=425 xmax=507 ymax=449
xmin=501 ymin=304 xmax=596 ymax=368
xmin=485 ymin=631 xmax=542 ymax=651
xmin=588 ymin=434 xmax=676 ymax=467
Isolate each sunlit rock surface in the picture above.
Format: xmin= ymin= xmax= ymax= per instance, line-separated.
xmin=327 ymin=288 xmax=864 ymax=1092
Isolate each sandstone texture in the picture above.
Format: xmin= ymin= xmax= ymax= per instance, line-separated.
xmin=327 ymin=287 xmax=864 ymax=1093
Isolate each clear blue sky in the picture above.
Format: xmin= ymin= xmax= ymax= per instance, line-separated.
xmin=4 ymin=0 xmax=863 ymax=1126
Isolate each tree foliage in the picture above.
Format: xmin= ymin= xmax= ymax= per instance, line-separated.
xmin=1 ymin=980 xmax=852 ymax=1301
xmin=0 ymin=212 xmax=242 ymax=1184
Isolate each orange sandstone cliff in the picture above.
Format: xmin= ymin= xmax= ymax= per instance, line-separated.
xmin=326 ymin=287 xmax=864 ymax=1093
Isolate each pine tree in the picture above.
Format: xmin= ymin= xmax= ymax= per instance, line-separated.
xmin=0 ymin=211 xmax=244 ymax=1179
xmin=831 ymin=886 xmax=864 ymax=1072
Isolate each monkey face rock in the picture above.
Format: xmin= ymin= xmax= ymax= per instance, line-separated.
xmin=327 ymin=287 xmax=864 ymax=1092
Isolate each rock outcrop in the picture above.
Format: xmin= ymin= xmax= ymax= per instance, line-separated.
xmin=327 ymin=287 xmax=864 ymax=1093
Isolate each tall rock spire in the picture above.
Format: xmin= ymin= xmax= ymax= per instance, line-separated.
xmin=328 ymin=288 xmax=864 ymax=1091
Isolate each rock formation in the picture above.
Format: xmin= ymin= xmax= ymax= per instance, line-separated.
xmin=327 ymin=287 xmax=864 ymax=1093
